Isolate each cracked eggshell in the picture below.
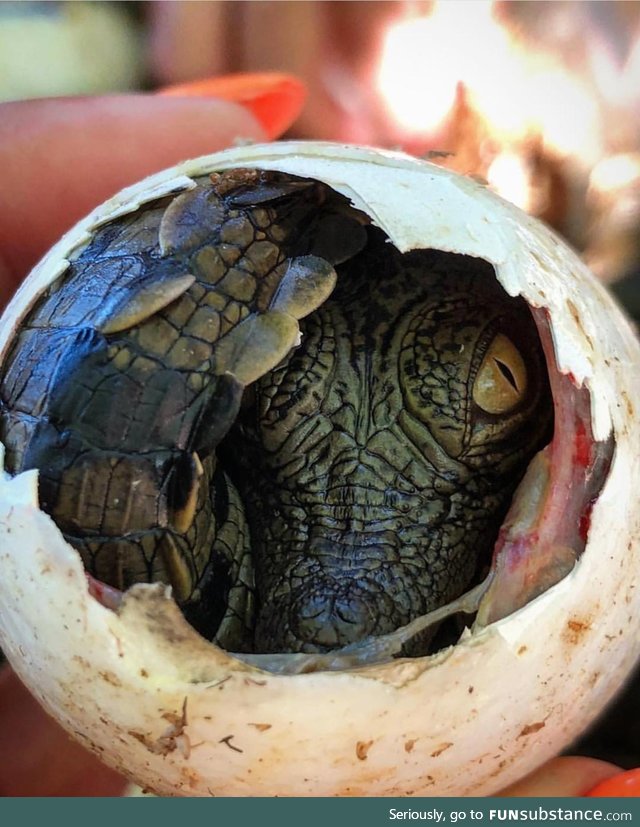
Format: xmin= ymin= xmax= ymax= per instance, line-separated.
xmin=1 ymin=141 xmax=640 ymax=797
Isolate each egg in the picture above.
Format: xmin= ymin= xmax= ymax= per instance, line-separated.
xmin=0 ymin=142 xmax=639 ymax=796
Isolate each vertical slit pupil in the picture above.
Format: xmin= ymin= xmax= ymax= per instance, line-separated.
xmin=495 ymin=358 xmax=519 ymax=391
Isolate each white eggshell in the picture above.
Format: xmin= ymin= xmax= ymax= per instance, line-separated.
xmin=1 ymin=142 xmax=639 ymax=796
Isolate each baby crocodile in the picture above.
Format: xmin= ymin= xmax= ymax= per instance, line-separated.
xmin=0 ymin=169 xmax=552 ymax=654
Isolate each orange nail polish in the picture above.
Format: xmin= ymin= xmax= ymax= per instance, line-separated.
xmin=587 ymin=768 xmax=640 ymax=797
xmin=157 ymin=72 xmax=306 ymax=139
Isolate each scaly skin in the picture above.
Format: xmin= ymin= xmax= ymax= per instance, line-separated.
xmin=225 ymin=235 xmax=552 ymax=653
xmin=0 ymin=173 xmax=551 ymax=654
xmin=0 ymin=170 xmax=361 ymax=643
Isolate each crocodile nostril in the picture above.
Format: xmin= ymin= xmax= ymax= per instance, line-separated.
xmin=291 ymin=586 xmax=377 ymax=650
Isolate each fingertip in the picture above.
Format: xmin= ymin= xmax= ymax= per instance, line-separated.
xmin=158 ymin=72 xmax=307 ymax=139
xmin=587 ymin=767 xmax=640 ymax=798
xmin=498 ymin=756 xmax=622 ymax=797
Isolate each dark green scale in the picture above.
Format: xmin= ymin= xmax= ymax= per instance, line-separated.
xmin=224 ymin=235 xmax=552 ymax=653
xmin=0 ymin=170 xmax=552 ymax=655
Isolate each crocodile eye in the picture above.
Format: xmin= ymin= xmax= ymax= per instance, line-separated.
xmin=472 ymin=333 xmax=527 ymax=414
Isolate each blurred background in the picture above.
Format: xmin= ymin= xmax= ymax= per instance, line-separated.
xmin=0 ymin=0 xmax=639 ymax=796
xmin=2 ymin=0 xmax=640 ymax=285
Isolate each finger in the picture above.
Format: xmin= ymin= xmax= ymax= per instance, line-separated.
xmin=0 ymin=94 xmax=265 ymax=291
xmin=498 ymin=756 xmax=622 ymax=797
xmin=587 ymin=768 xmax=640 ymax=797
xmin=159 ymin=73 xmax=307 ymax=140
xmin=0 ymin=663 xmax=126 ymax=796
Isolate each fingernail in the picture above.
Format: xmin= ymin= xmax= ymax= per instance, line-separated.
xmin=157 ymin=72 xmax=306 ymax=140
xmin=587 ymin=768 xmax=640 ymax=797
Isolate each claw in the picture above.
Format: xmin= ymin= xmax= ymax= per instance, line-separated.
xmin=169 ymin=451 xmax=205 ymax=534
xmin=159 ymin=533 xmax=194 ymax=603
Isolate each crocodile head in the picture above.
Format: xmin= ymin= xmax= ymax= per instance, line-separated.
xmin=216 ymin=227 xmax=553 ymax=654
